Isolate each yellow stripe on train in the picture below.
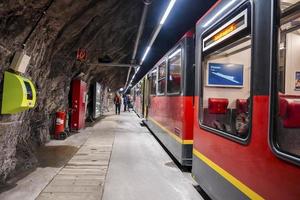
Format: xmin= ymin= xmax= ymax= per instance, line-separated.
xmin=193 ymin=149 xmax=264 ymax=200
xmin=148 ymin=116 xmax=193 ymax=145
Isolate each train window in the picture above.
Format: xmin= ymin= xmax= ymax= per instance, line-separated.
xmin=167 ymin=48 xmax=182 ymax=94
xmin=199 ymin=7 xmax=252 ymax=141
xmin=150 ymin=68 xmax=157 ymax=95
xmin=271 ymin=3 xmax=300 ymax=163
xmin=157 ymin=61 xmax=166 ymax=95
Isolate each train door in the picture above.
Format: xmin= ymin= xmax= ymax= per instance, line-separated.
xmin=142 ymin=77 xmax=149 ymax=119
xmin=141 ymin=76 xmax=147 ymax=118
xmin=146 ymin=68 xmax=157 ymax=120
xmin=270 ymin=0 xmax=300 ymax=165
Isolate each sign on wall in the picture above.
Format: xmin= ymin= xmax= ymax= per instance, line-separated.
xmin=77 ymin=48 xmax=87 ymax=61
xmin=93 ymin=82 xmax=101 ymax=119
xmin=207 ymin=62 xmax=244 ymax=87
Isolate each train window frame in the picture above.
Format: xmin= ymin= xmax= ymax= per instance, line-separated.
xmin=157 ymin=60 xmax=167 ymax=96
xmin=166 ymin=46 xmax=183 ymax=96
xmin=269 ymin=3 xmax=300 ymax=165
xmin=198 ymin=2 xmax=253 ymax=144
xmin=149 ymin=68 xmax=157 ymax=96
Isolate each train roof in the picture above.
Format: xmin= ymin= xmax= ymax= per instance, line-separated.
xmin=147 ymin=30 xmax=194 ymax=74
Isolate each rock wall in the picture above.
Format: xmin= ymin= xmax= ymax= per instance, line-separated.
xmin=0 ymin=0 xmax=142 ymax=184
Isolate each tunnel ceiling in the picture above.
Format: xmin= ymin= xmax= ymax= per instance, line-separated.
xmin=0 ymin=0 xmax=143 ymax=90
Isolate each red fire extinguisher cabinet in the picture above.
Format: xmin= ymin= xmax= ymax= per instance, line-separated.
xmin=55 ymin=111 xmax=66 ymax=134
xmin=70 ymin=79 xmax=87 ymax=131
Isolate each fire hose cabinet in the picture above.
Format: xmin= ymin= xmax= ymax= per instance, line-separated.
xmin=70 ymin=79 xmax=87 ymax=131
xmin=1 ymin=71 xmax=36 ymax=114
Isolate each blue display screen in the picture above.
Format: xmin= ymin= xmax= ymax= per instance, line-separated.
xmin=207 ymin=63 xmax=244 ymax=87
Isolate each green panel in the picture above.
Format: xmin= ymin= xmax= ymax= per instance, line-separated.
xmin=1 ymin=71 xmax=36 ymax=114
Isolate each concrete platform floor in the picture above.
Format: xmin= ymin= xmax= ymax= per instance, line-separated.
xmin=0 ymin=111 xmax=203 ymax=200
xmin=102 ymin=112 xmax=202 ymax=200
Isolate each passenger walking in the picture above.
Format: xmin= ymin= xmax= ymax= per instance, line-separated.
xmin=113 ymin=93 xmax=121 ymax=115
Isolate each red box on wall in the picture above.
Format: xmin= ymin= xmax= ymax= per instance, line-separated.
xmin=71 ymin=79 xmax=87 ymax=131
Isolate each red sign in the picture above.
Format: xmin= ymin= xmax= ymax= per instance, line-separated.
xmin=76 ymin=48 xmax=87 ymax=61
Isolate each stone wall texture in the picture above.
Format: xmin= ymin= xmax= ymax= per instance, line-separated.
xmin=0 ymin=0 xmax=142 ymax=184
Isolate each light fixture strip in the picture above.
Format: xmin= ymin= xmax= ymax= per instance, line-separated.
xmin=140 ymin=0 xmax=177 ymax=65
xmin=141 ymin=46 xmax=151 ymax=63
xmin=129 ymin=0 xmax=177 ymax=92
xmin=160 ymin=0 xmax=177 ymax=25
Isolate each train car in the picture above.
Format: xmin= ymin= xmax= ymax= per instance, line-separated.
xmin=192 ymin=0 xmax=300 ymax=199
xmin=143 ymin=31 xmax=195 ymax=166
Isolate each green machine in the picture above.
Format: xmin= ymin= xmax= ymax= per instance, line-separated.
xmin=1 ymin=71 xmax=36 ymax=114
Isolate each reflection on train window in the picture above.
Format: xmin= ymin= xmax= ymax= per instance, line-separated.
xmin=274 ymin=15 xmax=300 ymax=159
xmin=157 ymin=61 xmax=166 ymax=95
xmin=281 ymin=0 xmax=300 ymax=11
xmin=150 ymin=68 xmax=157 ymax=95
xmin=167 ymin=48 xmax=182 ymax=94
xmin=200 ymin=37 xmax=252 ymax=139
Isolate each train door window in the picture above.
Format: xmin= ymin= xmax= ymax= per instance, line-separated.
xmin=157 ymin=61 xmax=166 ymax=95
xmin=199 ymin=6 xmax=252 ymax=141
xmin=150 ymin=68 xmax=157 ymax=95
xmin=271 ymin=1 xmax=300 ymax=163
xmin=167 ymin=48 xmax=182 ymax=94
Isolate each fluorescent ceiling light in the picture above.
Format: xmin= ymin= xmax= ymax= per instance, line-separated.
xmin=136 ymin=66 xmax=140 ymax=72
xmin=203 ymin=0 xmax=237 ymax=28
xmin=160 ymin=0 xmax=177 ymax=25
xmin=141 ymin=46 xmax=151 ymax=63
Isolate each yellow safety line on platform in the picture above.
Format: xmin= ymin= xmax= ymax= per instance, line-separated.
xmin=193 ymin=149 xmax=264 ymax=200
xmin=148 ymin=117 xmax=193 ymax=145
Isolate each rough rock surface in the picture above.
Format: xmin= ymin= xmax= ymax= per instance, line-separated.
xmin=0 ymin=0 xmax=142 ymax=184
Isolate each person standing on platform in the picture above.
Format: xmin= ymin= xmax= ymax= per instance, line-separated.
xmin=113 ymin=92 xmax=121 ymax=115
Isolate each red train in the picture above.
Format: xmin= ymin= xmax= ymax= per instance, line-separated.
xmin=132 ymin=0 xmax=300 ymax=199
xmin=138 ymin=31 xmax=195 ymax=166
